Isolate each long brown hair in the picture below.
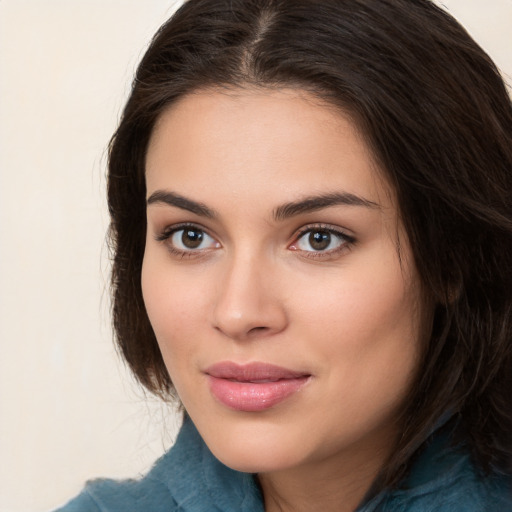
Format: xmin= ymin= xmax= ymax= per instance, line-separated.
xmin=107 ymin=0 xmax=512 ymax=489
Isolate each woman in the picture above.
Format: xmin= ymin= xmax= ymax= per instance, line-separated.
xmin=56 ymin=0 xmax=512 ymax=510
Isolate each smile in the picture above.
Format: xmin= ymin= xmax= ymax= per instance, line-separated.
xmin=205 ymin=362 xmax=311 ymax=412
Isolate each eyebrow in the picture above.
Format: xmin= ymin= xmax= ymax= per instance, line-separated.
xmin=147 ymin=190 xmax=216 ymax=218
xmin=146 ymin=189 xmax=379 ymax=220
xmin=273 ymin=192 xmax=380 ymax=221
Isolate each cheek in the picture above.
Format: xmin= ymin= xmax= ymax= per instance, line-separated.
xmin=292 ymin=250 xmax=422 ymax=395
xmin=299 ymin=265 xmax=417 ymax=342
xmin=141 ymin=251 xmax=208 ymax=358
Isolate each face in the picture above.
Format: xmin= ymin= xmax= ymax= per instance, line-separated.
xmin=142 ymin=89 xmax=423 ymax=477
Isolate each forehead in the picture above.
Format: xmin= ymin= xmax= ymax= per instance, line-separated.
xmin=145 ymin=88 xmax=394 ymax=213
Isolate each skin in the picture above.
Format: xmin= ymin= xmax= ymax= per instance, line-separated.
xmin=142 ymin=88 xmax=424 ymax=512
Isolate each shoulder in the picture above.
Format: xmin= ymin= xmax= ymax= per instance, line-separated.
xmin=52 ymin=474 xmax=177 ymax=512
xmin=51 ymin=418 xmax=263 ymax=512
xmin=374 ymin=434 xmax=512 ymax=512
xmin=51 ymin=422 xmax=188 ymax=512
xmin=382 ymin=467 xmax=512 ymax=512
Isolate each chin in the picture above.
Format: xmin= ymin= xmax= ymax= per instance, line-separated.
xmin=194 ymin=415 xmax=311 ymax=474
xmin=211 ymin=439 xmax=302 ymax=474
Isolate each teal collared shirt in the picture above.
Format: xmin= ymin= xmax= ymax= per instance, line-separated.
xmin=54 ymin=418 xmax=512 ymax=512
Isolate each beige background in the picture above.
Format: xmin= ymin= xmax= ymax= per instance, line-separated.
xmin=0 ymin=1 xmax=510 ymax=511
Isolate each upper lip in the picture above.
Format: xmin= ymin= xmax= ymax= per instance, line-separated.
xmin=205 ymin=361 xmax=310 ymax=382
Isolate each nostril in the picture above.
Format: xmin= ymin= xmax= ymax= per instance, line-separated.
xmin=248 ymin=326 xmax=268 ymax=334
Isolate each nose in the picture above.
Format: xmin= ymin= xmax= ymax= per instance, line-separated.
xmin=211 ymin=252 xmax=288 ymax=341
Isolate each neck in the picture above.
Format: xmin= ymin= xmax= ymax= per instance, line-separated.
xmin=257 ymin=435 xmax=392 ymax=512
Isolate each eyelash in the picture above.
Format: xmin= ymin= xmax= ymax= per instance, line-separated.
xmin=154 ymin=223 xmax=356 ymax=260
xmin=290 ymin=224 xmax=356 ymax=259
xmin=155 ymin=223 xmax=218 ymax=259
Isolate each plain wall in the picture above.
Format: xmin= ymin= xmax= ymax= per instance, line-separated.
xmin=0 ymin=1 xmax=510 ymax=511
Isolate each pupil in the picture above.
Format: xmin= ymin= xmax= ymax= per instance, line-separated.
xmin=309 ymin=231 xmax=330 ymax=250
xmin=182 ymin=229 xmax=203 ymax=248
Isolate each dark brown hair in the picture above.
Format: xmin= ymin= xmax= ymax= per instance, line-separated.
xmin=108 ymin=0 xmax=512 ymax=490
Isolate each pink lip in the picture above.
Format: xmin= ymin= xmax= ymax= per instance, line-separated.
xmin=205 ymin=362 xmax=311 ymax=412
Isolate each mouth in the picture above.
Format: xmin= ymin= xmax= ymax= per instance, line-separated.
xmin=205 ymin=361 xmax=311 ymax=412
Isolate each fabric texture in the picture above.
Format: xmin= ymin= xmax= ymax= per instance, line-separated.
xmin=53 ymin=417 xmax=512 ymax=512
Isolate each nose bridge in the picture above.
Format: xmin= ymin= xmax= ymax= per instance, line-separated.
xmin=212 ymin=245 xmax=287 ymax=340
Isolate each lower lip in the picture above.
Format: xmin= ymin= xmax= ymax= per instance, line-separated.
xmin=207 ymin=375 xmax=310 ymax=412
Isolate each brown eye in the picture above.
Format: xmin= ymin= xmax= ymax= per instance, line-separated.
xmin=308 ymin=231 xmax=331 ymax=251
xmin=182 ymin=228 xmax=204 ymax=248
xmin=167 ymin=226 xmax=219 ymax=252
xmin=291 ymin=227 xmax=352 ymax=254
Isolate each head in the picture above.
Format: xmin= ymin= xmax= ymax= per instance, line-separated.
xmin=108 ymin=0 xmax=512 ymax=489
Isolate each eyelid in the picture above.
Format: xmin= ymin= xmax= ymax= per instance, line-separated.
xmin=153 ymin=221 xmax=354 ymax=260
xmin=288 ymin=223 xmax=356 ymax=257
xmin=154 ymin=222 xmax=214 ymax=241
xmin=154 ymin=222 xmax=221 ymax=258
